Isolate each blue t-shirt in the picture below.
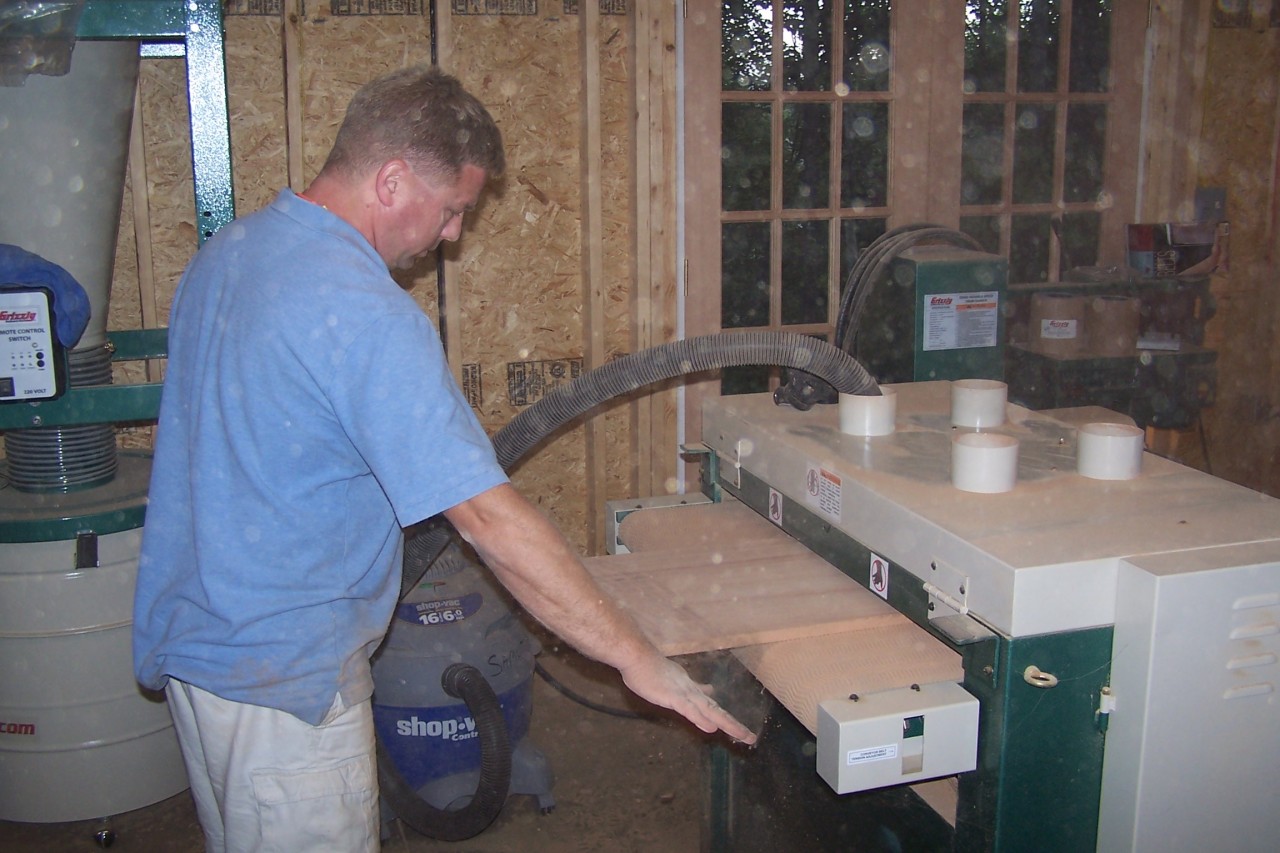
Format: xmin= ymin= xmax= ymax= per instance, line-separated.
xmin=133 ymin=189 xmax=508 ymax=725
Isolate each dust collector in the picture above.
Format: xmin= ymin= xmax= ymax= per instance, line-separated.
xmin=0 ymin=39 xmax=188 ymax=823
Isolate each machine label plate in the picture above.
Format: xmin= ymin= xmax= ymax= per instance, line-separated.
xmin=847 ymin=743 xmax=898 ymax=765
xmin=923 ymin=290 xmax=999 ymax=352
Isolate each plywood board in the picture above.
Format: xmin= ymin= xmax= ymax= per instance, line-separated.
xmin=582 ymin=536 xmax=904 ymax=657
xmin=733 ymin=623 xmax=964 ymax=735
xmin=602 ymin=498 xmax=963 ymax=737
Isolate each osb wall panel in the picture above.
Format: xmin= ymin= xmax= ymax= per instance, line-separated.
xmin=103 ymin=6 xmax=641 ymax=552
xmin=1195 ymin=25 xmax=1280 ymax=494
xmin=448 ymin=5 xmax=635 ymax=552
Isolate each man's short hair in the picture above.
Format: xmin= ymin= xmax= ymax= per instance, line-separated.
xmin=322 ymin=64 xmax=505 ymax=183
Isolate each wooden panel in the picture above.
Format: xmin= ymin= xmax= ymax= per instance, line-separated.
xmin=582 ymin=538 xmax=905 ymax=657
xmin=734 ymin=622 xmax=963 ymax=735
xmin=631 ymin=2 xmax=680 ymax=499
xmin=600 ymin=498 xmax=962 ymax=737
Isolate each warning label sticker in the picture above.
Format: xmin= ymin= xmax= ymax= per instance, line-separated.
xmin=804 ymin=465 xmax=842 ymax=523
xmin=923 ymin=290 xmax=999 ymax=352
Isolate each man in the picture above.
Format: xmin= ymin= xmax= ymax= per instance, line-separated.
xmin=133 ymin=65 xmax=754 ymax=853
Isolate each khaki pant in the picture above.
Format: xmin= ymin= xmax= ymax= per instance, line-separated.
xmin=165 ymin=680 xmax=379 ymax=853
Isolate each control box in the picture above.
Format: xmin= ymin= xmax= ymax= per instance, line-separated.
xmin=817 ymin=681 xmax=979 ymax=795
xmin=0 ymin=287 xmax=65 ymax=403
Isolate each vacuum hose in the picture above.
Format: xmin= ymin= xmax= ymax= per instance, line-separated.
xmin=403 ymin=330 xmax=879 ymax=597
xmin=377 ymin=663 xmax=512 ymax=841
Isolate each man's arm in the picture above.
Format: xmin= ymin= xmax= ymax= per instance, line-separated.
xmin=443 ymin=482 xmax=756 ymax=744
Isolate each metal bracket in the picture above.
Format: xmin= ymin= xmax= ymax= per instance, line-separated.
xmin=605 ymin=492 xmax=714 ymax=554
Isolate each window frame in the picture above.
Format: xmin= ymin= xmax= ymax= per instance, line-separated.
xmin=681 ymin=0 xmax=1144 ymax=443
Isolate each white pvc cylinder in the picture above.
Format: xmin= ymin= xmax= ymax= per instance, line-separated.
xmin=839 ymin=387 xmax=897 ymax=436
xmin=951 ymin=432 xmax=1020 ymax=494
xmin=951 ymin=379 xmax=1008 ymax=428
xmin=1077 ymin=422 xmax=1145 ymax=480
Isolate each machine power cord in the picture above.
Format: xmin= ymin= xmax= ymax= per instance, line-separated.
xmin=533 ymin=661 xmax=656 ymax=721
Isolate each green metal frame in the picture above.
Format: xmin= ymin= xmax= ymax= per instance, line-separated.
xmin=702 ymin=463 xmax=1112 ymax=853
xmin=0 ymin=2 xmax=234 ymax=432
xmin=80 ymin=0 xmax=236 ymax=244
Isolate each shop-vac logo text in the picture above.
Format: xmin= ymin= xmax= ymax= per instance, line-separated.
xmin=395 ymin=715 xmax=478 ymax=742
xmin=1 ymin=719 xmax=36 ymax=736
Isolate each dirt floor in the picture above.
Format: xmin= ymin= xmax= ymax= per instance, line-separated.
xmin=0 ymin=636 xmax=757 ymax=853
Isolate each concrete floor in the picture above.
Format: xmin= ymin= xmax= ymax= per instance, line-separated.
xmin=0 ymin=640 xmax=721 ymax=853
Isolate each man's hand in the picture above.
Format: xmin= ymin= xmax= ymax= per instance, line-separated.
xmin=620 ymin=654 xmax=757 ymax=745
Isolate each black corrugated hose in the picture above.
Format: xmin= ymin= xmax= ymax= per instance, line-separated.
xmin=402 ymin=330 xmax=879 ymax=597
xmin=377 ymin=663 xmax=512 ymax=841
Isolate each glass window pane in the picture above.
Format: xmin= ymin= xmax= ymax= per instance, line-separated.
xmin=962 ymin=103 xmax=1005 ymax=205
xmin=960 ymin=215 xmax=1002 ymax=254
xmin=781 ymin=219 xmax=829 ymax=325
xmin=722 ymin=221 xmax=771 ymax=328
xmin=1059 ymin=211 xmax=1101 ymax=274
xmin=1010 ymin=213 xmax=1051 ymax=282
xmin=843 ymin=0 xmax=892 ymax=93
xmin=840 ymin=217 xmax=887 ymax=295
xmin=964 ymin=0 xmax=1008 ymax=93
xmin=1064 ymin=102 xmax=1106 ymax=203
xmin=783 ymin=0 xmax=832 ymax=92
xmin=1012 ymin=103 xmax=1055 ymax=204
xmin=1018 ymin=0 xmax=1060 ymax=93
xmin=723 ymin=0 xmax=773 ymax=92
xmin=722 ymin=102 xmax=772 ymax=212
xmin=722 ymin=364 xmax=773 ymax=395
xmin=783 ymin=102 xmax=831 ymax=209
xmin=841 ymin=101 xmax=889 ymax=208
xmin=1069 ymin=0 xmax=1111 ymax=93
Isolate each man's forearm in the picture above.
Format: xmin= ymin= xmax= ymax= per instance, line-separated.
xmin=444 ymin=483 xmax=659 ymax=671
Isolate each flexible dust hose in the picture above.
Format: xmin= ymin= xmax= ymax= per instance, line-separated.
xmin=770 ymin=224 xmax=981 ymax=407
xmin=495 ymin=330 xmax=878 ymax=470
xmin=402 ymin=331 xmax=879 ymax=597
xmin=834 ymin=224 xmax=983 ymax=354
xmin=377 ymin=663 xmax=512 ymax=841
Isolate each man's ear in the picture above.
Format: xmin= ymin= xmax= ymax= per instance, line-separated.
xmin=374 ymin=159 xmax=410 ymax=208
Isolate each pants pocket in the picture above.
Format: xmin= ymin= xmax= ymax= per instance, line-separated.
xmin=251 ymin=754 xmax=378 ymax=852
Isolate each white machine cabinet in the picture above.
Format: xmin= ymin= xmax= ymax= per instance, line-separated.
xmin=699 ymin=382 xmax=1280 ymax=852
xmin=1100 ymin=545 xmax=1280 ymax=852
